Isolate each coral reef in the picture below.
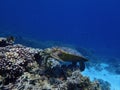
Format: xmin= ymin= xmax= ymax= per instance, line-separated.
xmin=0 ymin=36 xmax=15 ymax=47
xmin=0 ymin=44 xmax=41 ymax=85
xmin=11 ymin=70 xmax=101 ymax=90
xmin=0 ymin=40 xmax=101 ymax=90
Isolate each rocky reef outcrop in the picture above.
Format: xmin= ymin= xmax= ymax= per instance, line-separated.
xmin=0 ymin=40 xmax=101 ymax=90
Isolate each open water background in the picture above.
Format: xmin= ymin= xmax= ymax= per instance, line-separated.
xmin=0 ymin=0 xmax=120 ymax=58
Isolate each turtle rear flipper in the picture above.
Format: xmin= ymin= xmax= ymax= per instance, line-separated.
xmin=79 ymin=61 xmax=85 ymax=71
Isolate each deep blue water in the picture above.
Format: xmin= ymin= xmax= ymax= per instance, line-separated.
xmin=0 ymin=0 xmax=120 ymax=58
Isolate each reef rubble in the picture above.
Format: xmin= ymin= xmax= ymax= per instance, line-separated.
xmin=0 ymin=41 xmax=102 ymax=90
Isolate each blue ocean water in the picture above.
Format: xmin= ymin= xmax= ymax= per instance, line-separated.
xmin=0 ymin=0 xmax=120 ymax=58
xmin=0 ymin=0 xmax=120 ymax=89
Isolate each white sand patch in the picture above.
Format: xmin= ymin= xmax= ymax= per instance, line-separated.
xmin=82 ymin=63 xmax=120 ymax=90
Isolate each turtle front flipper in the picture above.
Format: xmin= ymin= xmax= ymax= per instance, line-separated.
xmin=79 ymin=61 xmax=85 ymax=71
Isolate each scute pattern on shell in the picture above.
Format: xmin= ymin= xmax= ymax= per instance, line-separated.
xmin=44 ymin=46 xmax=88 ymax=62
xmin=56 ymin=46 xmax=83 ymax=56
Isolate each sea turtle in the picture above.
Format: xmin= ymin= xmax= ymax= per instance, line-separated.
xmin=42 ymin=46 xmax=88 ymax=71
xmin=0 ymin=36 xmax=15 ymax=47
